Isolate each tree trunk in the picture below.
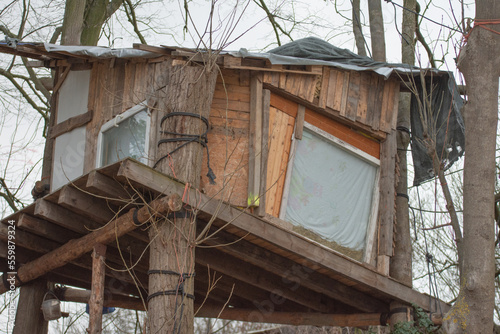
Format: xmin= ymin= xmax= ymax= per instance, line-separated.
xmin=389 ymin=0 xmax=416 ymax=327
xmin=149 ymin=61 xmax=218 ymax=334
xmin=13 ymin=278 xmax=48 ymax=334
xmin=61 ymin=0 xmax=86 ymax=45
xmin=368 ymin=0 xmax=386 ymax=61
xmin=443 ymin=2 xmax=500 ymax=332
xmin=352 ymin=0 xmax=367 ymax=57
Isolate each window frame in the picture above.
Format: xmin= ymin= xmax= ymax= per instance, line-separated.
xmin=96 ymin=101 xmax=151 ymax=168
xmin=279 ymin=122 xmax=380 ymax=262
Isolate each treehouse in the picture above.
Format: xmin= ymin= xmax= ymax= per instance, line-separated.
xmin=0 ymin=38 xmax=453 ymax=330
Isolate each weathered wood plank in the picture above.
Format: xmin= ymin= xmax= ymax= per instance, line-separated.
xmin=199 ymin=305 xmax=383 ymax=327
xmin=318 ymin=67 xmax=330 ymax=109
xmin=378 ymin=130 xmax=397 ymax=257
xmin=196 ymin=248 xmax=331 ymax=313
xmin=340 ymin=71 xmax=350 ymax=117
xmin=295 ymin=105 xmax=306 ymax=140
xmin=18 ymin=213 xmax=80 ymax=242
xmin=87 ymin=243 xmax=106 ymax=334
xmin=258 ymin=89 xmax=271 ymax=217
xmin=202 ymin=229 xmax=387 ymax=312
xmin=248 ymin=73 xmax=263 ymax=207
xmin=50 ymin=110 xmax=93 ymax=139
xmin=356 ymin=73 xmax=371 ymax=125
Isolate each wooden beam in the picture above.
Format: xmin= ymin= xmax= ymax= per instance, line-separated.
xmin=18 ymin=213 xmax=80 ymax=243
xmin=196 ymin=248 xmax=331 ymax=313
xmin=295 ymin=105 xmax=306 ymax=139
xmin=85 ymin=170 xmax=132 ymax=204
xmin=88 ymin=244 xmax=107 ymax=334
xmin=57 ymin=286 xmax=146 ymax=311
xmin=0 ymin=194 xmax=182 ymax=294
xmin=258 ymin=89 xmax=271 ymax=217
xmin=201 ymin=229 xmax=387 ymax=313
xmin=248 ymin=73 xmax=263 ymax=207
xmin=378 ymin=130 xmax=397 ymax=258
xmin=197 ymin=304 xmax=382 ymax=327
xmin=116 ymin=159 xmax=450 ymax=314
xmin=50 ymin=111 xmax=92 ymax=139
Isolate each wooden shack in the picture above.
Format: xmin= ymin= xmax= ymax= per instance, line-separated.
xmin=0 ymin=40 xmax=449 ymax=332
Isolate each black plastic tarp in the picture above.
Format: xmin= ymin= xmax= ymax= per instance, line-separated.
xmin=410 ymin=73 xmax=465 ymax=186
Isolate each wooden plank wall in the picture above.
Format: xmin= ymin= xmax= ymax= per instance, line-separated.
xmin=263 ymin=69 xmax=320 ymax=103
xmin=266 ymin=67 xmax=400 ymax=135
xmin=199 ymin=69 xmax=250 ymax=207
xmin=265 ymin=107 xmax=295 ymax=217
xmin=82 ymin=58 xmax=167 ymax=173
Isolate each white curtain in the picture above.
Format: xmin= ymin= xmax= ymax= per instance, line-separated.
xmin=284 ymin=129 xmax=377 ymax=251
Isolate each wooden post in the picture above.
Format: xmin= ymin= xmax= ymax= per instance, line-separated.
xmin=377 ymin=130 xmax=397 ymax=275
xmin=149 ymin=61 xmax=218 ymax=333
xmin=248 ymin=73 xmax=263 ymax=207
xmin=13 ymin=278 xmax=48 ymax=334
xmin=87 ymin=243 xmax=107 ymax=334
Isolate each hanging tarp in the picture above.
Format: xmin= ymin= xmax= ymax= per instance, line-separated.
xmin=410 ymin=72 xmax=465 ymax=186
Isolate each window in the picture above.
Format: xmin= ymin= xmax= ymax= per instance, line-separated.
xmin=96 ymin=103 xmax=150 ymax=167
xmin=280 ymin=123 xmax=379 ymax=261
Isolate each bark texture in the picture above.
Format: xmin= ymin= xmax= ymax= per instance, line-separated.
xmin=443 ymin=2 xmax=500 ymax=331
xmin=12 ymin=278 xmax=48 ymax=334
xmin=389 ymin=0 xmax=416 ymax=327
xmin=352 ymin=0 xmax=367 ymax=57
xmin=368 ymin=0 xmax=386 ymax=61
xmin=149 ymin=62 xmax=218 ymax=334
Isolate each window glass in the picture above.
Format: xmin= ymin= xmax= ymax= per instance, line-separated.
xmin=283 ymin=128 xmax=377 ymax=254
xmin=100 ymin=109 xmax=148 ymax=166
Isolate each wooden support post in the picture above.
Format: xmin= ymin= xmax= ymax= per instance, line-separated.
xmin=257 ymin=89 xmax=271 ymax=217
xmin=13 ymin=278 xmax=48 ymax=334
xmin=377 ymin=129 xmax=397 ymax=275
xmin=0 ymin=194 xmax=182 ymax=294
xmin=248 ymin=73 xmax=263 ymax=207
xmin=87 ymin=243 xmax=107 ymax=334
xmin=150 ymin=62 xmax=218 ymax=334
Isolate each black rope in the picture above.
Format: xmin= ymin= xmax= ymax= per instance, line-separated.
xmin=153 ymin=112 xmax=216 ymax=184
xmin=396 ymin=126 xmax=411 ymax=135
xmin=397 ymin=192 xmax=410 ymax=201
xmin=146 ymin=290 xmax=195 ymax=303
xmin=147 ymin=270 xmax=181 ymax=276
xmin=133 ymin=208 xmax=141 ymax=225
xmin=167 ymin=209 xmax=190 ymax=220
xmin=147 ymin=271 xmax=195 ymax=334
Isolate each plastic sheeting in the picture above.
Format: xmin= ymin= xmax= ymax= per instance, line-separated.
xmin=233 ymin=36 xmax=422 ymax=78
xmin=43 ymin=43 xmax=158 ymax=59
xmin=410 ymin=72 xmax=465 ymax=186
xmin=284 ymin=129 xmax=377 ymax=251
